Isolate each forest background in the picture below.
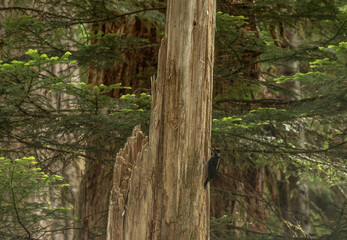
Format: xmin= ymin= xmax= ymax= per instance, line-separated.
xmin=0 ymin=0 xmax=346 ymax=239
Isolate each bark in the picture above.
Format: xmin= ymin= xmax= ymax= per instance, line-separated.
xmin=274 ymin=23 xmax=311 ymax=235
xmin=77 ymin=156 xmax=113 ymax=240
xmin=107 ymin=0 xmax=216 ymax=239
xmin=77 ymin=8 xmax=160 ymax=240
xmin=88 ymin=16 xmax=160 ymax=98
xmin=138 ymin=0 xmax=216 ymax=237
xmin=106 ymin=125 xmax=148 ymax=240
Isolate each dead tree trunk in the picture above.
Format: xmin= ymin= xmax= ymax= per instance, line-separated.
xmin=107 ymin=0 xmax=216 ymax=239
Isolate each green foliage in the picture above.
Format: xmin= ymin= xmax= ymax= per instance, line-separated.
xmin=213 ymin=7 xmax=347 ymax=178
xmin=116 ymin=93 xmax=152 ymax=115
xmin=0 ymin=156 xmax=71 ymax=239
xmin=0 ymin=0 xmax=164 ymax=70
xmin=0 ymin=0 xmax=346 ymax=239
xmin=0 ymin=50 xmax=150 ymax=167
xmin=212 ymin=1 xmax=347 ymax=238
xmin=215 ymin=11 xmax=264 ymax=100
xmin=213 ymin=41 xmax=347 ymax=183
xmin=0 ymin=4 xmax=159 ymax=237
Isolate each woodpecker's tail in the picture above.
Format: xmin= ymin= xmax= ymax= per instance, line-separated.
xmin=204 ymin=177 xmax=210 ymax=188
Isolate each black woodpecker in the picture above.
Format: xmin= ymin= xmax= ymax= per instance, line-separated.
xmin=204 ymin=147 xmax=221 ymax=188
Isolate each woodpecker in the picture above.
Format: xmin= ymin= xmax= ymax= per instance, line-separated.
xmin=204 ymin=147 xmax=221 ymax=188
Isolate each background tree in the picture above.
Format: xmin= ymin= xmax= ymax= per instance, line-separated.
xmin=210 ymin=0 xmax=347 ymax=238
xmin=0 ymin=156 xmax=71 ymax=239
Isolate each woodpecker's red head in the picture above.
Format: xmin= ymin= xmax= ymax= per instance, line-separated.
xmin=209 ymin=147 xmax=221 ymax=156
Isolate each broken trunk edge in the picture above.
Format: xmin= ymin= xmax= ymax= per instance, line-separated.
xmin=106 ymin=125 xmax=149 ymax=240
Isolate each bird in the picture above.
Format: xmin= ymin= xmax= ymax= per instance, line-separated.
xmin=204 ymin=147 xmax=221 ymax=188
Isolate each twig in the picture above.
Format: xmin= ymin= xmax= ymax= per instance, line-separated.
xmin=10 ymin=165 xmax=32 ymax=239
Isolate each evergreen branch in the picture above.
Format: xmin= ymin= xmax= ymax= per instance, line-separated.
xmin=10 ymin=166 xmax=32 ymax=239
xmin=0 ymin=6 xmax=58 ymax=17
xmin=224 ymin=224 xmax=310 ymax=239
xmin=69 ymin=7 xmax=166 ymax=25
xmin=324 ymin=21 xmax=347 ymax=45
xmin=3 ymin=131 xmax=114 ymax=163
xmin=300 ymin=155 xmax=347 ymax=172
xmin=214 ymin=96 xmax=324 ymax=107
xmin=239 ymin=143 xmax=347 ymax=157
xmin=0 ymin=6 xmax=166 ymax=26
xmin=229 ymin=133 xmax=347 ymax=165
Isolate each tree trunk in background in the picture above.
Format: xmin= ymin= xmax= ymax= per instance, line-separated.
xmin=210 ymin=0 xmax=267 ymax=235
xmin=0 ymin=2 xmax=80 ymax=239
xmin=106 ymin=0 xmax=216 ymax=239
xmin=76 ymin=12 xmax=160 ymax=240
xmin=88 ymin=17 xmax=160 ymax=98
xmin=274 ymin=24 xmax=311 ymax=235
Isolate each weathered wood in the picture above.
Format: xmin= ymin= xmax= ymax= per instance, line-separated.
xmin=107 ymin=125 xmax=148 ymax=240
xmin=146 ymin=1 xmax=216 ymax=238
xmin=107 ymin=0 xmax=216 ymax=239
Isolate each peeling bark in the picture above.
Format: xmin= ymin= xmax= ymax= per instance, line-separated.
xmin=107 ymin=126 xmax=148 ymax=240
xmin=107 ymin=0 xmax=216 ymax=239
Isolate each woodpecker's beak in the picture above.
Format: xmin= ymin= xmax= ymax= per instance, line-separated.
xmin=209 ymin=147 xmax=221 ymax=156
xmin=209 ymin=146 xmax=216 ymax=153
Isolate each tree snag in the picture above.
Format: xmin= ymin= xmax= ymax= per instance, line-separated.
xmin=107 ymin=0 xmax=216 ymax=239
